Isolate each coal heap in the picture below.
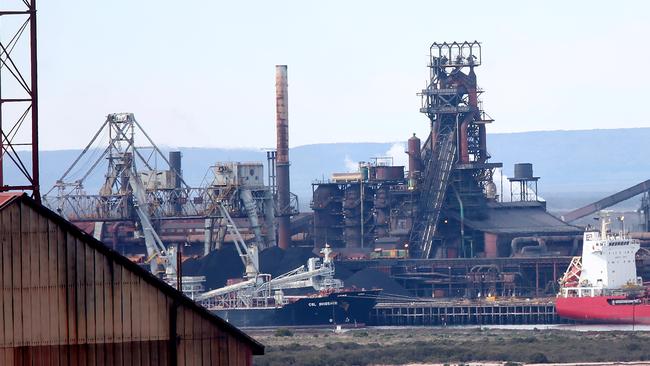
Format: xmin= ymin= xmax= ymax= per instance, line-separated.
xmin=182 ymin=245 xmax=407 ymax=296
xmin=183 ymin=245 xmax=318 ymax=289
xmin=182 ymin=245 xmax=244 ymax=290
xmin=331 ymin=261 xmax=352 ymax=280
xmin=343 ymin=267 xmax=410 ymax=297
xmin=259 ymin=246 xmax=319 ymax=277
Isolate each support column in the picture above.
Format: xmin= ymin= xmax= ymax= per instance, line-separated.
xmin=484 ymin=232 xmax=498 ymax=258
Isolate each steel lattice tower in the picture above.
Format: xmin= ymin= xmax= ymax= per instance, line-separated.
xmin=411 ymin=41 xmax=501 ymax=258
xmin=0 ymin=1 xmax=39 ymax=200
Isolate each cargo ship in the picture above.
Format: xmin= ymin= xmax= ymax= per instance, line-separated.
xmin=213 ymin=289 xmax=381 ymax=328
xmin=556 ymin=214 xmax=650 ymax=324
xmin=190 ymin=221 xmax=380 ymax=327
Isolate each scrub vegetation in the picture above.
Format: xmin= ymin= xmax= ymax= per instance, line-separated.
xmin=252 ymin=327 xmax=650 ymax=366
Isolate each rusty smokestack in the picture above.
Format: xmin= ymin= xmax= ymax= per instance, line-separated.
xmin=407 ymin=133 xmax=422 ymax=179
xmin=276 ymin=65 xmax=291 ymax=249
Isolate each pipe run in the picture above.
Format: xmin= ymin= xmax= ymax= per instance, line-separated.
xmin=510 ymin=235 xmax=582 ymax=256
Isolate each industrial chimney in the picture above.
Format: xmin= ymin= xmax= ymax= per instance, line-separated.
xmin=168 ymin=151 xmax=182 ymax=215
xmin=275 ymin=65 xmax=291 ymax=249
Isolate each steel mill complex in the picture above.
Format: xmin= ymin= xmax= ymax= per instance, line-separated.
xmin=3 ymin=2 xmax=650 ymax=358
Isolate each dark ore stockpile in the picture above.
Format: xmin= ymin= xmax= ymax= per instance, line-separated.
xmin=183 ymin=244 xmax=410 ymax=296
xmin=183 ymin=245 xmax=244 ymax=290
xmin=184 ymin=245 xmax=317 ymax=289
xmin=183 ymin=245 xmax=409 ymax=296
xmin=259 ymin=246 xmax=316 ymax=277
xmin=343 ymin=267 xmax=410 ymax=297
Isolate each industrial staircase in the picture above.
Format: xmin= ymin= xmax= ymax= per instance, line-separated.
xmin=410 ymin=126 xmax=457 ymax=258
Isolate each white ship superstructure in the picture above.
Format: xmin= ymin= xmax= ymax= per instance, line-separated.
xmin=559 ymin=214 xmax=642 ymax=298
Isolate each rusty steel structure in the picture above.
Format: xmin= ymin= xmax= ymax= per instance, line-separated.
xmin=341 ymin=256 xmax=578 ymax=299
xmin=40 ymin=65 xmax=305 ymax=262
xmin=410 ymin=41 xmax=501 ymax=258
xmin=0 ymin=193 xmax=263 ymax=364
xmin=0 ymin=1 xmax=40 ymax=200
xmin=43 ymin=113 xmax=278 ymax=260
xmin=310 ymin=43 xmax=583 ymax=301
xmin=312 ymin=42 xmax=505 ymax=258
xmin=275 ymin=65 xmax=291 ymax=249
xmin=312 ymin=158 xmax=413 ymax=250
xmin=44 ymin=113 xmax=194 ymax=220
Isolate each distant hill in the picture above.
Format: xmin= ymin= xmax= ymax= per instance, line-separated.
xmin=488 ymin=128 xmax=650 ymax=211
xmin=8 ymin=127 xmax=650 ymax=212
xmin=489 ymin=128 xmax=650 ymax=193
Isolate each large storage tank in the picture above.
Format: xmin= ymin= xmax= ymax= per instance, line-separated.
xmin=513 ymin=163 xmax=534 ymax=179
xmin=373 ymin=166 xmax=405 ymax=181
xmin=407 ymin=133 xmax=422 ymax=178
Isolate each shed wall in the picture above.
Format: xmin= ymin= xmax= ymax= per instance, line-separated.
xmin=0 ymin=200 xmax=253 ymax=365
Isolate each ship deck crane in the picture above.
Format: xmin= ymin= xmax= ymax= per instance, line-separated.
xmin=268 ymin=250 xmax=340 ymax=290
xmin=194 ymin=245 xmax=342 ymax=309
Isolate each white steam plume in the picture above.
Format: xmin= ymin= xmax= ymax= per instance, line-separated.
xmin=384 ymin=142 xmax=408 ymax=167
xmin=493 ymin=168 xmax=545 ymax=202
xmin=343 ymin=155 xmax=358 ymax=172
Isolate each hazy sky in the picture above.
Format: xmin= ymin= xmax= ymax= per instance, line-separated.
xmin=33 ymin=1 xmax=649 ymax=150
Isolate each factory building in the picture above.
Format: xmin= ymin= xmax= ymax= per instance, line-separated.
xmin=0 ymin=193 xmax=263 ymax=365
xmin=311 ymin=42 xmax=582 ymax=260
xmin=309 ymin=42 xmax=584 ymax=298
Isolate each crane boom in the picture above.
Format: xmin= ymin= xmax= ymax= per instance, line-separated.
xmin=126 ymin=169 xmax=170 ymax=273
xmin=562 ymin=179 xmax=650 ymax=222
xmin=217 ymin=202 xmax=259 ymax=277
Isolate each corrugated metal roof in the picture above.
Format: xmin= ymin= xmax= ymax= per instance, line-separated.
xmin=460 ymin=203 xmax=582 ymax=235
xmin=0 ymin=193 xmax=264 ymax=355
xmin=0 ymin=192 xmax=22 ymax=209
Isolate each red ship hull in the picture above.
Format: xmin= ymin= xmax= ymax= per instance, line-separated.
xmin=556 ymin=295 xmax=650 ymax=324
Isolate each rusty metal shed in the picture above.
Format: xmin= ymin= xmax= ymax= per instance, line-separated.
xmin=0 ymin=193 xmax=263 ymax=365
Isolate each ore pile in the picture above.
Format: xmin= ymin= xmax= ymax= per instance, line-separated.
xmin=183 ymin=245 xmax=410 ymax=297
xmin=342 ymin=267 xmax=410 ymax=297
xmin=259 ymin=246 xmax=316 ymax=277
xmin=182 ymin=245 xmax=244 ymax=290
xmin=183 ymin=245 xmax=317 ymax=289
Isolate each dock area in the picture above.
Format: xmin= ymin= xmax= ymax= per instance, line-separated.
xmin=370 ymin=299 xmax=565 ymax=326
